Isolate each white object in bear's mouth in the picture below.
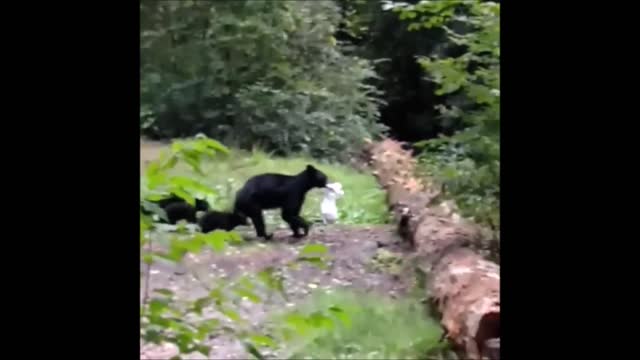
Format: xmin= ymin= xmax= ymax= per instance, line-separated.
xmin=321 ymin=182 xmax=344 ymax=224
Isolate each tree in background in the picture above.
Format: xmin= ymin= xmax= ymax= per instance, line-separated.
xmin=141 ymin=0 xmax=386 ymax=161
xmin=392 ymin=0 xmax=500 ymax=251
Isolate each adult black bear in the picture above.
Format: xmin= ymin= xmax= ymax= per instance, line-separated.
xmin=233 ymin=164 xmax=328 ymax=240
xmin=198 ymin=210 xmax=248 ymax=233
xmin=141 ymin=194 xmax=209 ymax=224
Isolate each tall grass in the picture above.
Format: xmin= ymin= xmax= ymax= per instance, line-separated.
xmin=142 ymin=147 xmax=389 ymax=226
xmin=271 ymin=290 xmax=446 ymax=359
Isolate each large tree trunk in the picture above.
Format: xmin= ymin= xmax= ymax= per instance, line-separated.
xmin=365 ymin=139 xmax=500 ymax=360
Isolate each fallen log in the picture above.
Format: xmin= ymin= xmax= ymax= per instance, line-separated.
xmin=366 ymin=138 xmax=500 ymax=360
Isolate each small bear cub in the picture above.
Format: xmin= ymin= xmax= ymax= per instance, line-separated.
xmin=198 ymin=210 xmax=248 ymax=234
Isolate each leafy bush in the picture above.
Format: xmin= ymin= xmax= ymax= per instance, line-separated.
xmin=141 ymin=0 xmax=386 ymax=161
xmin=393 ymin=1 xmax=500 ymax=248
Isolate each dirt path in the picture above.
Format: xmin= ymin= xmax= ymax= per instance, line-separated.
xmin=141 ymin=224 xmax=414 ymax=359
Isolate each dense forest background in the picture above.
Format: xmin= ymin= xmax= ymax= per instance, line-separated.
xmin=140 ymin=1 xmax=500 ymax=358
xmin=141 ymin=0 xmax=499 ymax=232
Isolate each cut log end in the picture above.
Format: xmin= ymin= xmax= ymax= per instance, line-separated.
xmin=477 ymin=312 xmax=500 ymax=360
xmin=483 ymin=337 xmax=500 ymax=360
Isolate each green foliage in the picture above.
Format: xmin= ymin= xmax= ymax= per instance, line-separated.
xmin=149 ymin=145 xmax=389 ymax=226
xmin=270 ymin=290 xmax=445 ymax=359
xmin=141 ymin=137 xmax=341 ymax=359
xmin=395 ymin=1 xmax=500 ymax=243
xmin=141 ymin=137 xmax=250 ymax=358
xmin=141 ymin=0 xmax=386 ymax=161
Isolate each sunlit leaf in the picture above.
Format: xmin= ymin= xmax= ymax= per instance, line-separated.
xmin=149 ymin=298 xmax=170 ymax=316
xmin=220 ymin=307 xmax=242 ymax=322
xmin=244 ymin=341 xmax=266 ymax=360
xmin=249 ymin=335 xmax=276 ymax=348
xmin=299 ymin=243 xmax=328 ymax=256
xmin=202 ymin=138 xmax=230 ymax=154
xmin=196 ymin=231 xmax=227 ymax=252
xmin=154 ymin=288 xmax=175 ymax=297
xmin=329 ymin=306 xmax=352 ymax=327
xmin=170 ymin=187 xmax=195 ymax=206
xmin=308 ymin=311 xmax=334 ymax=330
xmin=196 ymin=318 xmax=220 ymax=340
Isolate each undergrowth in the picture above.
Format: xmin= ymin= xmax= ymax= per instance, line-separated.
xmin=141 ymin=146 xmax=389 ymax=226
xmin=271 ymin=290 xmax=446 ymax=359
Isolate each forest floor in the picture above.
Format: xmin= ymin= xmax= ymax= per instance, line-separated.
xmin=140 ymin=140 xmax=442 ymax=359
xmin=141 ymin=225 xmax=420 ymax=359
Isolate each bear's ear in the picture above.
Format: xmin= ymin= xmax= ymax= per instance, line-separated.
xmin=306 ymin=164 xmax=316 ymax=172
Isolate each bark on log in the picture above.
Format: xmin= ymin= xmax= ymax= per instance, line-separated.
xmin=365 ymin=138 xmax=500 ymax=360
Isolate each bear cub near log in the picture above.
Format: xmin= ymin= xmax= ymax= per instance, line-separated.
xmin=198 ymin=210 xmax=248 ymax=233
xmin=233 ymin=164 xmax=328 ymax=240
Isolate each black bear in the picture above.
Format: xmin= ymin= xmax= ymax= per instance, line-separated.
xmin=233 ymin=164 xmax=328 ymax=240
xmin=141 ymin=194 xmax=209 ymax=224
xmin=198 ymin=210 xmax=249 ymax=233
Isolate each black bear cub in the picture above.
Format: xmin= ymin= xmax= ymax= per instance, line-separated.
xmin=198 ymin=210 xmax=248 ymax=233
xmin=233 ymin=164 xmax=328 ymax=240
xmin=142 ymin=194 xmax=210 ymax=225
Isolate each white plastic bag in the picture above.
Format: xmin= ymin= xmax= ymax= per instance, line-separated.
xmin=321 ymin=182 xmax=344 ymax=224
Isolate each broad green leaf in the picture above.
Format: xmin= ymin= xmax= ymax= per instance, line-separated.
xmin=142 ymin=254 xmax=154 ymax=265
xmin=203 ymin=138 xmax=230 ymax=154
xmin=209 ymin=288 xmax=227 ymax=306
xmin=244 ymin=341 xmax=266 ymax=360
xmin=146 ymin=172 xmax=167 ymax=190
xmin=161 ymin=155 xmax=179 ymax=171
xmin=220 ymin=307 xmax=242 ymax=322
xmin=299 ymin=243 xmax=328 ymax=256
xmin=154 ymin=288 xmax=174 ymax=297
xmin=171 ymin=141 xmax=184 ymax=153
xmin=196 ymin=319 xmax=220 ymax=340
xmin=284 ymin=313 xmax=311 ymax=335
xmin=308 ymin=311 xmax=334 ymax=330
xmin=149 ymin=298 xmax=170 ymax=316
xmin=329 ymin=306 xmax=352 ymax=327
xmin=191 ymin=296 xmax=211 ymax=315
xmin=249 ymin=335 xmax=276 ymax=348
xmin=141 ymin=200 xmax=167 ymax=222
xmin=173 ymin=236 xmax=204 ymax=254
xmin=197 ymin=231 xmax=227 ymax=252
xmin=226 ymin=231 xmax=244 ymax=244
xmin=145 ymin=193 xmax=170 ymax=202
xmin=170 ymin=187 xmax=195 ymax=206
xmin=178 ymin=150 xmax=204 ymax=175
xmin=145 ymin=162 xmax=161 ymax=178
xmin=162 ymin=244 xmax=188 ymax=262
xmin=143 ymin=329 xmax=162 ymax=344
xmin=175 ymin=332 xmax=198 ymax=354
xmin=193 ymin=344 xmax=211 ymax=357
xmin=169 ymin=176 xmax=215 ymax=196
xmin=407 ymin=23 xmax=422 ymax=31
